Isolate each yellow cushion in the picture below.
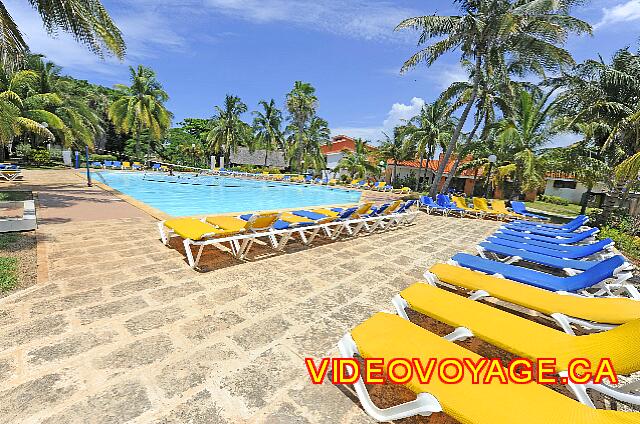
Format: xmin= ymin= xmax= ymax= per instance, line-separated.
xmin=452 ymin=196 xmax=474 ymax=211
xmin=352 ymin=313 xmax=640 ymax=424
xmin=430 ymin=263 xmax=640 ymax=326
xmin=311 ymin=208 xmax=339 ymax=217
xmin=280 ymin=212 xmax=313 ymax=223
xmin=401 ymin=283 xmax=640 ymax=374
xmin=165 ymin=218 xmax=233 ymax=240
xmin=491 ymin=200 xmax=523 ymax=217
xmin=354 ymin=202 xmax=373 ymax=217
xmin=205 ymin=215 xmax=248 ymax=232
xmin=246 ymin=213 xmax=279 ymax=230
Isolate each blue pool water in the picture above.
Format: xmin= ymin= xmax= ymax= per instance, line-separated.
xmin=95 ymin=171 xmax=361 ymax=216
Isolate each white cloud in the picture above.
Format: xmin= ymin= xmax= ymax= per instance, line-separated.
xmin=595 ymin=0 xmax=640 ymax=29
xmin=546 ymin=132 xmax=579 ymax=148
xmin=4 ymin=0 xmax=186 ymax=78
xmin=203 ymin=0 xmax=417 ymax=41
xmin=331 ymin=97 xmax=426 ymax=143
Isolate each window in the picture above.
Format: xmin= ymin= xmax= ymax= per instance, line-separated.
xmin=552 ymin=179 xmax=577 ymax=189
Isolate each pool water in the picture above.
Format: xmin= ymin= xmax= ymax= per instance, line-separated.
xmin=94 ymin=171 xmax=361 ymax=216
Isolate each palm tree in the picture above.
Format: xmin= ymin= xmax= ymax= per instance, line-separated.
xmin=0 ymin=70 xmax=57 ymax=160
xmin=377 ymin=128 xmax=409 ymax=186
xmin=302 ymin=116 xmax=330 ymax=173
xmin=286 ymin=81 xmax=318 ymax=171
xmin=396 ymin=0 xmax=590 ymax=197
xmin=399 ymin=99 xmax=456 ymax=191
xmin=108 ymin=65 xmax=171 ymax=160
xmin=336 ymin=139 xmax=376 ymax=179
xmin=206 ymin=94 xmax=249 ymax=165
xmin=253 ymin=99 xmax=283 ymax=167
xmin=1 ymin=0 xmax=125 ymax=68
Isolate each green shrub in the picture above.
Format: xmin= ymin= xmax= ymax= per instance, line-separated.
xmin=27 ymin=149 xmax=51 ymax=165
xmin=598 ymin=227 xmax=640 ymax=260
xmin=539 ymin=195 xmax=569 ymax=206
xmin=90 ymin=154 xmax=117 ymax=162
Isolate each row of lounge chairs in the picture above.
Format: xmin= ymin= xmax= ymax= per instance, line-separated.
xmin=340 ymin=214 xmax=640 ymax=422
xmin=421 ymin=194 xmax=546 ymax=221
xmin=0 ymin=163 xmax=21 ymax=181
xmin=158 ymin=199 xmax=419 ymax=269
xmin=92 ymin=161 xmax=145 ymax=170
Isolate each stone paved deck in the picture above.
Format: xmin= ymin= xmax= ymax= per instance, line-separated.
xmin=0 ymin=169 xmax=501 ymax=423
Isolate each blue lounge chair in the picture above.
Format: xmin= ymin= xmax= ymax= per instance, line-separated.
xmin=104 ymin=160 xmax=113 ymax=168
xmin=304 ymin=175 xmax=313 ymax=183
xmin=112 ymin=161 xmax=122 ymax=169
xmin=91 ymin=161 xmax=102 ymax=167
xmin=508 ymin=216 xmax=589 ymax=234
xmin=503 ymin=222 xmax=592 ymax=238
xmin=477 ymin=241 xmax=616 ymax=273
xmin=151 ymin=163 xmax=162 ymax=170
xmin=512 ymin=214 xmax=588 ymax=231
xmin=450 ymin=253 xmax=635 ymax=296
xmin=436 ymin=194 xmax=466 ymax=216
xmin=496 ymin=227 xmax=599 ymax=244
xmin=487 ymin=235 xmax=615 ymax=259
xmin=510 ymin=201 xmax=550 ymax=220
xmin=419 ymin=196 xmax=450 ymax=215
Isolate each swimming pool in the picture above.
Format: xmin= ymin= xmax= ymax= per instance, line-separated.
xmin=94 ymin=171 xmax=361 ymax=216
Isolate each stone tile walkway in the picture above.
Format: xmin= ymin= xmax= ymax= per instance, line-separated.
xmin=0 ymin=170 xmax=501 ymax=423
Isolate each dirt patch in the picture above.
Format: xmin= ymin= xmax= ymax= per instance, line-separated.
xmin=0 ymin=232 xmax=37 ymax=297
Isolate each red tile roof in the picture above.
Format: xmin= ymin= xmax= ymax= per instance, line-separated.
xmin=387 ymin=155 xmax=483 ymax=177
xmin=321 ymin=135 xmax=377 ymax=155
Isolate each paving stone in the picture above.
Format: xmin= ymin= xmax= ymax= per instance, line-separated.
xmin=109 ymin=276 xmax=166 ymax=297
xmin=232 ymin=315 xmax=291 ymax=351
xmin=0 ymin=309 xmax=17 ymax=327
xmin=289 ymin=382 xmax=359 ymax=422
xmin=27 ymin=330 xmax=117 ymax=365
xmin=261 ymin=402 xmax=310 ymax=423
xmin=31 ymin=288 xmax=103 ymax=315
xmin=155 ymin=344 xmax=238 ymax=398
xmin=222 ymin=346 xmax=298 ymax=410
xmin=93 ymin=333 xmax=173 ymax=370
xmin=195 ymin=284 xmax=249 ymax=309
xmin=0 ymin=371 xmax=80 ymax=421
xmin=181 ymin=311 xmax=245 ymax=341
xmin=0 ymin=314 xmax=68 ymax=350
xmin=77 ymin=296 xmax=148 ymax=325
xmin=42 ymin=380 xmax=151 ymax=424
xmin=153 ymin=390 xmax=228 ymax=424
xmin=149 ymin=280 xmax=205 ymax=302
xmin=124 ymin=305 xmax=186 ymax=335
xmin=0 ymin=356 xmax=15 ymax=380
xmin=6 ymin=284 xmax=60 ymax=304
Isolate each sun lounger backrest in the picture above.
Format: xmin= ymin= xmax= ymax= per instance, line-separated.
xmin=354 ymin=202 xmax=373 ymax=216
xmin=247 ymin=213 xmax=280 ymax=231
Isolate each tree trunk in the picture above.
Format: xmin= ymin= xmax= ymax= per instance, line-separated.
xmin=602 ymin=180 xmax=625 ymax=223
xmin=0 ymin=144 xmax=5 ymax=162
xmin=414 ymin=151 xmax=424 ymax=192
xmin=393 ymin=162 xmax=397 ymax=186
xmin=441 ymin=116 xmax=482 ymax=193
xmin=135 ymin=121 xmax=142 ymax=159
xmin=428 ymin=55 xmax=481 ymax=197
xmin=264 ymin=148 xmax=269 ymax=167
xmin=580 ymin=186 xmax=592 ymax=215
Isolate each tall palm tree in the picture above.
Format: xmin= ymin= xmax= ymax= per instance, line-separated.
xmin=108 ymin=65 xmax=171 ymax=160
xmin=399 ymin=99 xmax=455 ymax=191
xmin=396 ymin=0 xmax=590 ymax=197
xmin=0 ymin=0 xmax=125 ymax=68
xmin=206 ymin=94 xmax=249 ymax=165
xmin=336 ymin=139 xmax=376 ymax=179
xmin=252 ymin=99 xmax=283 ymax=167
xmin=286 ymin=81 xmax=318 ymax=171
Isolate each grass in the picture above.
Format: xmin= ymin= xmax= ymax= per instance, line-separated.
xmin=599 ymin=227 xmax=640 ymax=263
xmin=0 ymin=233 xmax=19 ymax=249
xmin=0 ymin=257 xmax=18 ymax=291
xmin=523 ymin=200 xmax=595 ymax=217
xmin=0 ymin=191 xmax=32 ymax=201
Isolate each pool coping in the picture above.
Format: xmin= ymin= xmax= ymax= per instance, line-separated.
xmin=79 ymin=170 xmax=365 ymax=221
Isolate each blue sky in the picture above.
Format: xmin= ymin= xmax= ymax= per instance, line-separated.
xmin=7 ymin=0 xmax=640 ymax=146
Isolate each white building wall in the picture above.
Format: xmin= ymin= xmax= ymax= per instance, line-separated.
xmin=543 ymin=179 xmax=607 ymax=203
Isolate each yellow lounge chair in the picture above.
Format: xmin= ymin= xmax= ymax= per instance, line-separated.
xmin=394 ymin=283 xmax=640 ymax=408
xmin=122 ymin=161 xmax=131 ymax=169
xmin=426 ymin=263 xmax=640 ymax=334
xmin=451 ymin=196 xmax=483 ymax=218
xmin=160 ymin=218 xmax=243 ymax=267
xmin=341 ymin=312 xmax=640 ymax=423
xmin=327 ymin=179 xmax=338 ymax=185
xmin=206 ymin=213 xmax=280 ymax=258
xmin=473 ymin=197 xmax=505 ymax=220
xmin=491 ymin=199 xmax=524 ymax=219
